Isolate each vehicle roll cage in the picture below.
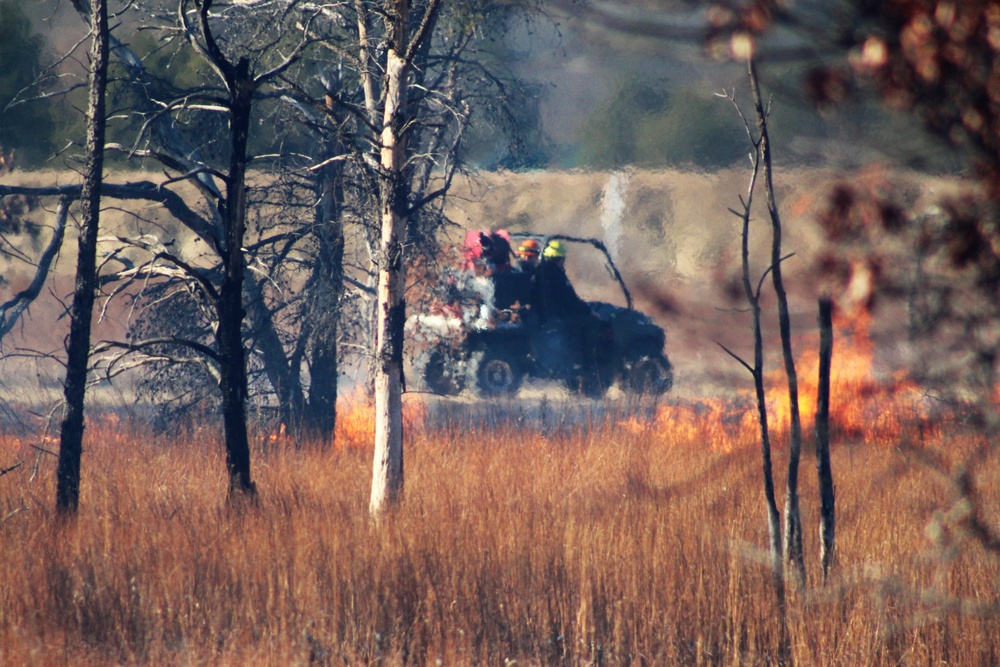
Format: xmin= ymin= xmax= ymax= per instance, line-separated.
xmin=509 ymin=233 xmax=634 ymax=311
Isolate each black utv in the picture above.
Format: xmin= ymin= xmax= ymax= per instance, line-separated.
xmin=407 ymin=232 xmax=673 ymax=398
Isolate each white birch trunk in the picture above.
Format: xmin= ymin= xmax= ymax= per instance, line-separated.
xmin=369 ymin=2 xmax=409 ymax=515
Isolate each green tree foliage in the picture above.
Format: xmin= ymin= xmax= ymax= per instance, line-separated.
xmin=430 ymin=3 xmax=555 ymax=170
xmin=576 ymin=76 xmax=744 ymax=169
xmin=460 ymin=78 xmax=553 ymax=170
xmin=104 ymin=30 xmax=224 ymax=164
xmin=0 ymin=0 xmax=55 ymax=166
xmin=109 ymin=30 xmax=312 ymax=164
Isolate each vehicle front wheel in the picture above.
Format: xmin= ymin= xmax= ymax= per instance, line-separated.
xmin=475 ymin=350 xmax=523 ymax=397
xmin=422 ymin=344 xmax=466 ymax=396
xmin=623 ymin=354 xmax=673 ymax=394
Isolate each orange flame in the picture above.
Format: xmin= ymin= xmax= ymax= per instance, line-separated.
xmin=618 ymin=309 xmax=931 ymax=450
xmin=335 ymin=392 xmax=428 ymax=449
xmin=651 ymin=400 xmax=760 ymax=453
xmin=765 ymin=308 xmax=927 ymax=444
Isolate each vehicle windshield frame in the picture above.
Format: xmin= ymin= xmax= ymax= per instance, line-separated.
xmin=510 ymin=233 xmax=634 ymax=310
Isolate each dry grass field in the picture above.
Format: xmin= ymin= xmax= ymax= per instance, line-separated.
xmin=2 ymin=326 xmax=999 ymax=666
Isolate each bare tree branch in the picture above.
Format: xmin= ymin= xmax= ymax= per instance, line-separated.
xmin=716 ymin=341 xmax=753 ymax=374
xmin=0 ymin=461 xmax=23 ymax=478
xmin=0 ymin=181 xmax=222 ymax=255
xmin=0 ymin=198 xmax=70 ymax=340
xmin=93 ymin=336 xmax=221 ymax=364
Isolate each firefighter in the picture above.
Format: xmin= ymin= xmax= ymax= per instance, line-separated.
xmin=535 ymin=239 xmax=610 ymax=389
xmin=535 ymin=240 xmax=590 ymax=320
xmin=480 ymin=231 xmax=512 ymax=274
xmin=515 ymin=239 xmax=541 ymax=272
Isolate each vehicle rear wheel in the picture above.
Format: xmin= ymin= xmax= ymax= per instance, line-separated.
xmin=623 ymin=355 xmax=673 ymax=394
xmin=422 ymin=344 xmax=465 ymax=396
xmin=475 ymin=349 xmax=523 ymax=397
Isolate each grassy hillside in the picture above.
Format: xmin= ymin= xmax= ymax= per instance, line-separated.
xmin=0 ymin=166 xmax=965 ymax=401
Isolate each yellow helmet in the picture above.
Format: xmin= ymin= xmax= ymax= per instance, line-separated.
xmin=543 ymin=240 xmax=567 ymax=259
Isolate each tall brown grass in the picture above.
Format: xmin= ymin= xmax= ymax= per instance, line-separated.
xmin=1 ymin=394 xmax=998 ymax=666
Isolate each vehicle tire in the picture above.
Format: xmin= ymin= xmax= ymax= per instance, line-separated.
xmin=623 ymin=354 xmax=674 ymax=394
xmin=475 ymin=349 xmax=523 ymax=397
xmin=423 ymin=344 xmax=465 ymax=396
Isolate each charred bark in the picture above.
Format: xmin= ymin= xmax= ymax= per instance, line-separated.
xmin=369 ymin=165 xmax=408 ymax=512
xmin=56 ymin=0 xmax=108 ymax=514
xmin=741 ymin=137 xmax=793 ymax=667
xmin=720 ymin=82 xmax=792 ymax=667
xmin=739 ymin=152 xmax=785 ymax=601
xmin=302 ymin=196 xmax=345 ymax=445
xmin=748 ymin=57 xmax=806 ymax=588
xmin=217 ymin=57 xmax=256 ymax=500
xmin=816 ymin=297 xmax=836 ymax=583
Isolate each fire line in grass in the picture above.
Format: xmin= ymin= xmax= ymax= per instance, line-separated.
xmin=335 ymin=395 xmax=429 ymax=448
xmin=621 ymin=309 xmax=939 ymax=450
xmin=763 ymin=308 xmax=933 ymax=445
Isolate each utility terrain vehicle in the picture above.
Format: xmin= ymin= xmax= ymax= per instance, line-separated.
xmin=407 ymin=231 xmax=673 ymax=398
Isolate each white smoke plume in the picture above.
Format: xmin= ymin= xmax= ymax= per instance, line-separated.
xmin=600 ymin=169 xmax=631 ymax=262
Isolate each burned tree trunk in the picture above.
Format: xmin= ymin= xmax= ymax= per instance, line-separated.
xmin=179 ymin=0 xmax=317 ymax=499
xmin=737 ymin=149 xmax=785 ymax=600
xmin=748 ymin=57 xmax=806 ymax=587
xmin=364 ymin=0 xmax=446 ymax=517
xmin=720 ymin=82 xmax=792 ymax=667
xmin=721 ymin=88 xmax=785 ymax=587
xmin=745 ymin=211 xmax=786 ymax=595
xmin=816 ymin=297 xmax=836 ymax=583
xmin=55 ymin=0 xmax=108 ymax=514
xmin=302 ymin=184 xmax=345 ymax=446
xmin=737 ymin=134 xmax=793 ymax=667
xmin=216 ymin=58 xmax=256 ymax=500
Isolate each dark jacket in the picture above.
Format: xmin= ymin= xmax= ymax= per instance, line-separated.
xmin=533 ymin=259 xmax=592 ymax=322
